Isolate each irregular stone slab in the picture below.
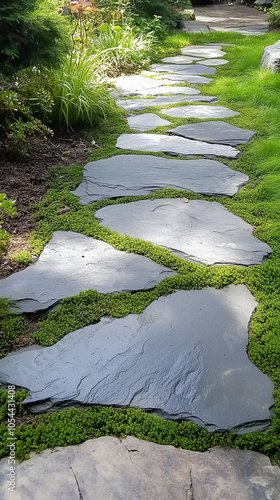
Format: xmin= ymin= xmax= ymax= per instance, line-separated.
xmin=96 ymin=198 xmax=272 ymax=266
xmin=116 ymin=134 xmax=241 ymax=159
xmin=127 ymin=113 xmax=171 ymax=132
xmin=167 ymin=121 xmax=255 ymax=146
xmin=0 ymin=231 xmax=176 ymax=313
xmin=73 ymin=155 xmax=249 ymax=204
xmin=261 ymin=40 xmax=280 ymax=72
xmin=180 ymin=45 xmax=226 ymax=58
xmin=161 ymin=105 xmax=239 ymax=119
xmin=0 ymin=286 xmax=274 ymax=431
xmin=141 ymin=71 xmax=212 ymax=84
xmin=111 ymin=75 xmax=201 ymax=97
xmin=198 ymin=58 xmax=229 ymax=66
xmin=115 ymin=95 xmax=217 ymax=112
xmin=1 ymin=439 xmax=280 ymax=500
xmin=150 ymin=63 xmax=216 ymax=75
xmin=161 ymin=55 xmax=202 ymax=64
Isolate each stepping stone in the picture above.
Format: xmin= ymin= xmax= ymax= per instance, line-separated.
xmin=116 ymin=95 xmax=217 ymax=112
xmin=167 ymin=121 xmax=256 ymax=146
xmin=116 ymin=133 xmax=240 ymax=159
xmin=96 ymin=198 xmax=272 ymax=266
xmin=181 ymin=45 xmax=226 ymax=58
xmin=198 ymin=58 xmax=229 ymax=66
xmin=141 ymin=71 xmax=212 ymax=84
xmin=0 ymin=231 xmax=176 ymax=314
xmin=0 ymin=286 xmax=274 ymax=432
xmin=161 ymin=55 xmax=202 ymax=64
xmin=151 ymin=63 xmax=216 ymax=75
xmin=2 ymin=438 xmax=280 ymax=500
xmin=111 ymin=75 xmax=200 ymax=97
xmin=127 ymin=113 xmax=171 ymax=132
xmin=72 ymin=155 xmax=249 ymax=204
xmin=161 ymin=105 xmax=239 ymax=119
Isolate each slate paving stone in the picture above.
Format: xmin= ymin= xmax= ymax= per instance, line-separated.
xmin=167 ymin=121 xmax=256 ymax=146
xmin=161 ymin=55 xmax=202 ymax=64
xmin=1 ymin=438 xmax=280 ymax=500
xmin=72 ymin=155 xmax=249 ymax=204
xmin=96 ymin=198 xmax=272 ymax=266
xmin=0 ymin=231 xmax=176 ymax=313
xmin=127 ymin=113 xmax=171 ymax=131
xmin=116 ymin=133 xmax=241 ymax=159
xmin=150 ymin=63 xmax=216 ymax=75
xmin=0 ymin=286 xmax=274 ymax=432
xmin=141 ymin=71 xmax=212 ymax=84
xmin=115 ymin=95 xmax=217 ymax=111
xmin=111 ymin=74 xmax=201 ymax=97
xmin=161 ymin=105 xmax=239 ymax=119
xmin=181 ymin=45 xmax=226 ymax=58
xmin=198 ymin=58 xmax=229 ymax=66
xmin=111 ymin=85 xmax=201 ymax=98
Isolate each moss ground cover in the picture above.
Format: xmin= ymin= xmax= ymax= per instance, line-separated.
xmin=1 ymin=29 xmax=280 ymax=463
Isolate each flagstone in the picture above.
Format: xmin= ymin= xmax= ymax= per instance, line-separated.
xmin=0 ymin=286 xmax=274 ymax=432
xmin=115 ymin=95 xmax=217 ymax=111
xmin=96 ymin=198 xmax=272 ymax=266
xmin=181 ymin=46 xmax=226 ymax=58
xmin=112 ymin=85 xmax=201 ymax=97
xmin=116 ymin=133 xmax=240 ymax=159
xmin=161 ymin=55 xmax=202 ymax=64
xmin=111 ymin=74 xmax=200 ymax=97
xmin=141 ymin=71 xmax=212 ymax=84
xmin=0 ymin=231 xmax=176 ymax=313
xmin=167 ymin=121 xmax=255 ymax=146
xmin=127 ymin=113 xmax=171 ymax=131
xmin=72 ymin=155 xmax=249 ymax=204
xmin=150 ymin=64 xmax=216 ymax=75
xmin=198 ymin=58 xmax=229 ymax=66
xmin=161 ymin=105 xmax=239 ymax=119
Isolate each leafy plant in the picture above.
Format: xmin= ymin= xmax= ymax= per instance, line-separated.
xmin=0 ymin=194 xmax=16 ymax=255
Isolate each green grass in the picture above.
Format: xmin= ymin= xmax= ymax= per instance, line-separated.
xmin=1 ymin=28 xmax=280 ymax=463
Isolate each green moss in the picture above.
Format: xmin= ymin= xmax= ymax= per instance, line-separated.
xmin=0 ymin=299 xmax=27 ymax=358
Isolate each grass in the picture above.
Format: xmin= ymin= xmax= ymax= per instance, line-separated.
xmin=1 ymin=28 xmax=280 ymax=463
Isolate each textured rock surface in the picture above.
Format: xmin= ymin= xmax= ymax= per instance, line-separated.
xmin=116 ymin=133 xmax=241 ymax=159
xmin=127 ymin=113 xmax=171 ymax=131
xmin=0 ymin=231 xmax=176 ymax=313
xmin=167 ymin=121 xmax=255 ymax=146
xmin=0 ymin=286 xmax=274 ymax=430
xmin=161 ymin=104 xmax=239 ymax=119
xmin=1 ymin=438 xmax=280 ymax=500
xmin=198 ymin=58 xmax=229 ymax=66
xmin=161 ymin=55 xmax=202 ymax=64
xmin=141 ymin=71 xmax=212 ymax=84
xmin=261 ymin=41 xmax=280 ymax=72
xmin=96 ymin=198 xmax=272 ymax=266
xmin=180 ymin=45 xmax=226 ymax=58
xmin=73 ymin=155 xmax=249 ymax=204
xmin=150 ymin=63 xmax=216 ymax=75
xmin=115 ymin=95 xmax=217 ymax=111
xmin=112 ymin=85 xmax=201 ymax=98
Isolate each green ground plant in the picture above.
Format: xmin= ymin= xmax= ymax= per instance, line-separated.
xmin=1 ymin=28 xmax=280 ymax=464
xmin=0 ymin=194 xmax=16 ymax=255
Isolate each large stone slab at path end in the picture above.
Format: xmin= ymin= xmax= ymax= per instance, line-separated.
xmin=167 ymin=121 xmax=256 ymax=146
xmin=73 ymin=155 xmax=249 ymax=204
xmin=116 ymin=95 xmax=217 ymax=111
xmin=96 ymin=198 xmax=272 ymax=266
xmin=1 ymin=439 xmax=280 ymax=500
xmin=161 ymin=104 xmax=239 ymax=119
xmin=0 ymin=231 xmax=176 ymax=313
xmin=116 ymin=133 xmax=240 ymax=159
xmin=0 ymin=286 xmax=274 ymax=431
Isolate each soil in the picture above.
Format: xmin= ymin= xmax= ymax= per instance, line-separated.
xmin=0 ymin=131 xmax=93 ymax=280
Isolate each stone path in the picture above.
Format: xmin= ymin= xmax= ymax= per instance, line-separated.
xmin=0 ymin=13 xmax=278 ymax=496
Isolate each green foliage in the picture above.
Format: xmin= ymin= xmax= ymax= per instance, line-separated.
xmin=11 ymin=250 xmax=33 ymax=266
xmin=130 ymin=0 xmax=191 ymax=28
xmin=0 ymin=300 xmax=27 ymax=358
xmin=0 ymin=194 xmax=16 ymax=255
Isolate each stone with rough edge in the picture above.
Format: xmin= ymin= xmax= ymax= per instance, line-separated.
xmin=1 ymin=440 xmax=280 ymax=500
xmin=72 ymin=155 xmax=249 ymax=204
xmin=0 ymin=286 xmax=274 ymax=432
xmin=167 ymin=121 xmax=255 ymax=146
xmin=150 ymin=63 xmax=216 ymax=75
xmin=115 ymin=95 xmax=217 ymax=112
xmin=181 ymin=46 xmax=226 ymax=58
xmin=161 ymin=105 xmax=239 ymax=119
xmin=116 ymin=133 xmax=241 ymax=159
xmin=111 ymin=75 xmax=201 ymax=97
xmin=127 ymin=114 xmax=171 ymax=131
xmin=141 ymin=71 xmax=212 ymax=84
xmin=0 ymin=231 xmax=176 ymax=313
xmin=96 ymin=198 xmax=272 ymax=266
xmin=111 ymin=86 xmax=201 ymax=98
xmin=161 ymin=55 xmax=202 ymax=64
xmin=198 ymin=58 xmax=229 ymax=66
xmin=261 ymin=41 xmax=280 ymax=72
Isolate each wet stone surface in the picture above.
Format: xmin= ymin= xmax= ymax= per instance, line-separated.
xmin=96 ymin=198 xmax=272 ymax=266
xmin=0 ymin=286 xmax=274 ymax=432
xmin=167 ymin=121 xmax=255 ymax=146
xmin=72 ymin=155 xmax=249 ymax=204
xmin=116 ymin=133 xmax=241 ymax=159
xmin=127 ymin=113 xmax=171 ymax=131
xmin=115 ymin=95 xmax=217 ymax=111
xmin=0 ymin=231 xmax=176 ymax=313
xmin=161 ymin=105 xmax=239 ymax=119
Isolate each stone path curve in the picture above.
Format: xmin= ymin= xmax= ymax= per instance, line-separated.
xmin=0 ymin=10 xmax=278 ymax=497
